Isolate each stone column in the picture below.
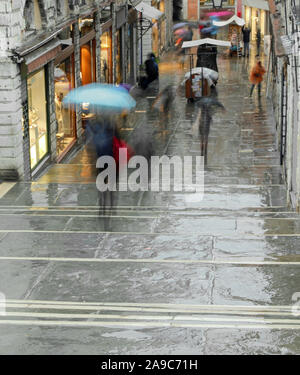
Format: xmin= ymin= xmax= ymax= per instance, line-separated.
xmin=73 ymin=21 xmax=83 ymax=143
xmin=123 ymin=3 xmax=129 ymax=83
xmin=111 ymin=1 xmax=117 ymax=83
xmin=94 ymin=7 xmax=102 ymax=83
xmin=0 ymin=0 xmax=24 ymax=180
xmin=47 ymin=60 xmax=57 ymax=162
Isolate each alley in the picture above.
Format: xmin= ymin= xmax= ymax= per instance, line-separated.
xmin=0 ymin=49 xmax=299 ymax=354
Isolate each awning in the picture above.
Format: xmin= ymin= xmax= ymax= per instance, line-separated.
xmin=182 ymin=38 xmax=231 ymax=49
xmin=212 ymin=15 xmax=245 ymax=27
xmin=24 ymin=39 xmax=62 ymax=65
xmin=22 ymin=38 xmax=62 ymax=74
xmin=135 ymin=1 xmax=163 ymax=20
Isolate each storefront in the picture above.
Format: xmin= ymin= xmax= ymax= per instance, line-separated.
xmin=115 ymin=28 xmax=123 ymax=84
xmin=152 ymin=22 xmax=159 ymax=56
xmin=54 ymin=56 xmax=76 ymax=157
xmin=54 ymin=25 xmax=77 ymax=160
xmin=100 ymin=29 xmax=112 ymax=83
xmin=79 ymin=16 xmax=96 ymax=86
xmin=115 ymin=7 xmax=127 ymax=84
xmin=151 ymin=0 xmax=161 ymax=56
xmin=19 ymin=37 xmax=62 ymax=175
xmin=158 ymin=0 xmax=166 ymax=54
xmin=243 ymin=1 xmax=270 ymax=41
xmin=27 ymin=68 xmax=49 ymax=169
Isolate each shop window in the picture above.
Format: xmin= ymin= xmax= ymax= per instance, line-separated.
xmin=27 ymin=69 xmax=48 ymax=169
xmin=54 ymin=57 xmax=76 ymax=156
xmin=80 ymin=42 xmax=95 ymax=85
xmin=100 ymin=31 xmax=112 ymax=83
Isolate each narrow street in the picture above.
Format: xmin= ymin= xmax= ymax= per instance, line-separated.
xmin=0 ymin=48 xmax=299 ymax=354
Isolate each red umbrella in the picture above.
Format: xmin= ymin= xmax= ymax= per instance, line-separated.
xmin=206 ymin=11 xmax=233 ymax=17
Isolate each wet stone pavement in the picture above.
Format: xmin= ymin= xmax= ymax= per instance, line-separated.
xmin=0 ymin=48 xmax=299 ymax=355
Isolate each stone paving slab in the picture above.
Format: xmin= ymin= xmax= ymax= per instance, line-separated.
xmin=0 ymin=261 xmax=294 ymax=308
xmin=0 ymin=325 xmax=298 ymax=355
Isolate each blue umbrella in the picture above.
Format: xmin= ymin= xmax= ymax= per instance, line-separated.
xmin=63 ymin=83 xmax=136 ymax=113
xmin=173 ymin=22 xmax=188 ymax=30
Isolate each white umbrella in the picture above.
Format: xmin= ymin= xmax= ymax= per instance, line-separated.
xmin=182 ymin=67 xmax=219 ymax=87
xmin=212 ymin=15 xmax=245 ymax=27
xmin=182 ymin=38 xmax=231 ymax=49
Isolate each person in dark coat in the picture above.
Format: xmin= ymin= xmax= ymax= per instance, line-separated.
xmin=86 ymin=115 xmax=115 ymax=212
xmin=242 ymin=25 xmax=251 ymax=57
xmin=196 ymin=44 xmax=218 ymax=72
xmin=256 ymin=28 xmax=261 ymax=57
xmin=141 ymin=53 xmax=159 ymax=90
xmin=86 ymin=116 xmax=114 ymax=159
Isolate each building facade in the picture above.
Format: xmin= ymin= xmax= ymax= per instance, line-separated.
xmin=0 ymin=0 xmax=172 ymax=181
xmin=268 ymin=0 xmax=300 ymax=210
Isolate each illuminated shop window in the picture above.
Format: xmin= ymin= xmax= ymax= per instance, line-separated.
xmin=54 ymin=57 xmax=76 ymax=156
xmin=27 ymin=68 xmax=48 ymax=169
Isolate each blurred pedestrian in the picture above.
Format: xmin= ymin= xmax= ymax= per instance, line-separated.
xmin=86 ymin=115 xmax=114 ymax=159
xmin=249 ymin=60 xmax=266 ymax=98
xmin=184 ymin=26 xmax=193 ymax=42
xmin=242 ymin=25 xmax=251 ymax=57
xmin=153 ymin=85 xmax=175 ymax=116
xmin=197 ymin=95 xmax=225 ymax=164
xmin=86 ymin=115 xmax=115 ymax=213
xmin=256 ymin=28 xmax=261 ymax=57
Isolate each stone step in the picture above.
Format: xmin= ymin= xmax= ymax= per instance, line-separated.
xmin=0 ymin=214 xmax=299 ymax=236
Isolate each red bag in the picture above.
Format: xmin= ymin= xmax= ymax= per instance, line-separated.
xmin=113 ymin=136 xmax=134 ymax=167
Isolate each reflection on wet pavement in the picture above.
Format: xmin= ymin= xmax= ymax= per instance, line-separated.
xmin=0 ymin=45 xmax=299 ymax=354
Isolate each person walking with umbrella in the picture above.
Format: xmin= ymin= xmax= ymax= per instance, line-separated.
xmin=249 ymin=60 xmax=266 ymax=98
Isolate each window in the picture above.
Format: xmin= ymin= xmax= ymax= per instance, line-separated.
xmin=27 ymin=69 xmax=48 ymax=169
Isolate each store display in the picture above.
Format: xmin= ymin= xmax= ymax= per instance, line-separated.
xmin=54 ymin=59 xmax=76 ymax=156
xmin=27 ymin=69 xmax=48 ymax=169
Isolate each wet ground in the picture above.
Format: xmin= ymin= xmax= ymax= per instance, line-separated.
xmin=0 ymin=44 xmax=299 ymax=354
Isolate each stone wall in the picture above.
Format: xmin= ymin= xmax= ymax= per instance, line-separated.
xmin=0 ymin=1 xmax=24 ymax=179
xmin=269 ymin=0 xmax=300 ymax=210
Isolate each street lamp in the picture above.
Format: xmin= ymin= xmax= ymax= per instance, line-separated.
xmin=212 ymin=0 xmax=223 ymax=9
